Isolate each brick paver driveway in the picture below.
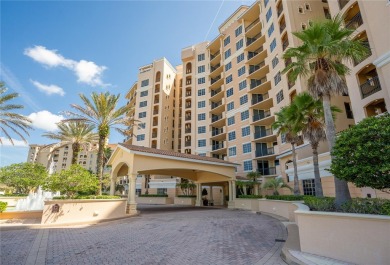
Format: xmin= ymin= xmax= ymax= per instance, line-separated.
xmin=1 ymin=205 xmax=287 ymax=265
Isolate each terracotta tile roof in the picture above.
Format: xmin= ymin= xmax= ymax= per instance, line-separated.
xmin=119 ymin=143 xmax=238 ymax=166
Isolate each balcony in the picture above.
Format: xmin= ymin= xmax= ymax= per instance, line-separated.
xmin=155 ymin=88 xmax=160 ymax=93
xmin=210 ymin=51 xmax=220 ymax=61
xmin=249 ymin=61 xmax=265 ymax=74
xmin=277 ymin=4 xmax=283 ymax=17
xmin=153 ymin=120 xmax=158 ymax=126
xmin=338 ymin=0 xmax=350 ymax=10
xmin=245 ymin=18 xmax=260 ymax=32
xmin=151 ymin=144 xmax=157 ymax=149
xmin=211 ymin=87 xmax=222 ymax=97
xmin=212 ymin=143 xmax=224 ymax=151
xmin=345 ymin=12 xmax=363 ymax=30
xmin=152 ymin=132 xmax=157 ymax=138
xmin=353 ymin=40 xmax=372 ymax=66
xmin=285 ymin=58 xmax=292 ymax=68
xmin=211 ymin=101 xmax=222 ymax=110
xmin=154 ymin=99 xmax=159 ymax=104
xmin=185 ymin=103 xmax=191 ymax=109
xmin=250 ymin=78 xmax=267 ymax=90
xmin=212 ymin=128 xmax=224 ymax=137
xmin=185 ymin=128 xmax=191 ymax=134
xmin=255 ymin=147 xmax=275 ymax=157
xmin=282 ymin=39 xmax=289 ymax=51
xmin=186 ymin=78 xmax=192 ymax=85
xmin=246 ymin=32 xmax=262 ymax=47
xmin=253 ymin=110 xmax=271 ymax=123
xmin=257 ymin=167 xmax=277 ymax=176
xmin=186 ymin=91 xmax=192 ymax=97
xmin=252 ymin=93 xmax=269 ymax=105
xmin=280 ymin=23 xmax=286 ymax=33
xmin=185 ymin=141 xmax=191 ymax=147
xmin=248 ymin=46 xmax=264 ymax=60
xmin=153 ymin=109 xmax=159 ymax=115
xmin=210 ymin=63 xmax=221 ymax=73
xmin=185 ymin=115 xmax=191 ymax=121
xmin=254 ymin=128 xmax=273 ymax=140
xmin=211 ymin=75 xmax=221 ymax=85
xmin=212 ymin=114 xmax=223 ymax=123
xmin=360 ymin=76 xmax=381 ymax=99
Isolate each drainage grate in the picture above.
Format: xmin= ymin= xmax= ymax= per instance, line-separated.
xmin=275 ymin=239 xmax=286 ymax=242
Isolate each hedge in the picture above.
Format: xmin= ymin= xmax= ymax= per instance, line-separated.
xmin=177 ymin=195 xmax=196 ymax=198
xmin=238 ymin=195 xmax=263 ymax=199
xmin=0 ymin=201 xmax=7 ymax=213
xmin=265 ymin=195 xmax=305 ymax=201
xmin=138 ymin=194 xmax=168 ymax=197
xmin=0 ymin=194 xmax=28 ymax=197
xmin=52 ymin=195 xmax=121 ymax=200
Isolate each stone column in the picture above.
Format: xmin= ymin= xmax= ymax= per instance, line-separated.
xmin=228 ymin=181 xmax=233 ymax=201
xmin=254 ymin=184 xmax=259 ymax=195
xmin=109 ymin=173 xmax=116 ymax=196
xmin=232 ymin=180 xmax=236 ymax=200
xmin=243 ymin=185 xmax=247 ymax=195
xmin=195 ymin=183 xmax=202 ymax=206
xmin=209 ymin=185 xmax=213 ymax=205
xmin=126 ymin=173 xmax=138 ymax=215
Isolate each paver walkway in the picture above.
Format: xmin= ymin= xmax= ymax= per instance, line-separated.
xmin=0 ymin=205 xmax=287 ymax=265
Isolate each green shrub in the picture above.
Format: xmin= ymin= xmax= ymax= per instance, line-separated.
xmin=177 ymin=195 xmax=196 ymax=198
xmin=0 ymin=201 xmax=7 ymax=213
xmin=0 ymin=194 xmax=28 ymax=197
xmin=238 ymin=195 xmax=263 ymax=199
xmin=265 ymin=195 xmax=305 ymax=201
xmin=340 ymin=198 xmax=390 ymax=216
xmin=139 ymin=194 xmax=168 ymax=197
xmin=304 ymin=196 xmax=336 ymax=211
xmin=52 ymin=195 xmax=120 ymax=200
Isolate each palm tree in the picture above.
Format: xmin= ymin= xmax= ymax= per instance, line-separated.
xmin=42 ymin=121 xmax=99 ymax=164
xmin=283 ymin=16 xmax=369 ymax=206
xmin=246 ymin=171 xmax=262 ymax=195
xmin=272 ymin=107 xmax=302 ymax=195
xmin=288 ymin=92 xmax=341 ymax=197
xmin=263 ymin=178 xmax=292 ymax=196
xmin=0 ymin=82 xmax=32 ymax=145
xmin=63 ymin=92 xmax=130 ymax=195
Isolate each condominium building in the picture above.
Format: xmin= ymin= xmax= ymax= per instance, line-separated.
xmin=122 ymin=0 xmax=389 ymax=198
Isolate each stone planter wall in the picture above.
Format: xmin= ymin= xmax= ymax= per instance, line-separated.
xmin=174 ymin=197 xmax=196 ymax=206
xmin=136 ymin=197 xmax=173 ymax=205
xmin=258 ymin=199 xmax=301 ymax=221
xmin=233 ymin=199 xmax=260 ymax=212
xmin=0 ymin=197 xmax=24 ymax=207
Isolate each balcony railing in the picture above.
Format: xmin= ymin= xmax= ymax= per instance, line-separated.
xmin=246 ymin=32 xmax=262 ymax=46
xmin=212 ymin=128 xmax=224 ymax=136
xmin=282 ymin=39 xmax=289 ymax=51
xmin=360 ymin=76 xmax=381 ymax=99
xmin=212 ymin=114 xmax=223 ymax=123
xmin=250 ymin=78 xmax=267 ymax=90
xmin=353 ymin=41 xmax=372 ymax=66
xmin=345 ymin=12 xmax=363 ymax=30
xmin=247 ymin=47 xmax=264 ymax=60
xmin=253 ymin=110 xmax=271 ymax=122
xmin=185 ymin=103 xmax=191 ymax=109
xmin=155 ymin=88 xmax=160 ymax=93
xmin=255 ymin=147 xmax=275 ymax=157
xmin=153 ymin=109 xmax=159 ymax=115
xmin=211 ymin=75 xmax=221 ymax=85
xmin=152 ymin=132 xmax=157 ymax=138
xmin=185 ymin=128 xmax=191 ymax=133
xmin=212 ymin=143 xmax=224 ymax=151
xmin=153 ymin=121 xmax=158 ymax=126
xmin=186 ymin=79 xmax=192 ymax=85
xmin=186 ymin=91 xmax=192 ymax=97
xmin=210 ymin=51 xmax=220 ymax=60
xmin=185 ymin=141 xmax=191 ymax=147
xmin=338 ymin=0 xmax=350 ymax=10
xmin=249 ymin=61 xmax=265 ymax=74
xmin=257 ymin=167 xmax=276 ymax=176
xmin=245 ymin=18 xmax=260 ymax=32
xmin=210 ymin=63 xmax=221 ymax=73
xmin=211 ymin=101 xmax=222 ymax=110
xmin=154 ymin=99 xmax=159 ymax=104
xmin=288 ymin=80 xmax=295 ymax=90
xmin=285 ymin=58 xmax=292 ymax=68
xmin=254 ymin=128 xmax=273 ymax=139
xmin=185 ymin=115 xmax=191 ymax=121
xmin=211 ymin=87 xmax=222 ymax=97
xmin=151 ymin=144 xmax=157 ymax=149
xmin=251 ymin=93 xmax=269 ymax=105
xmin=279 ymin=23 xmax=286 ymax=33
xmin=277 ymin=5 xmax=283 ymax=17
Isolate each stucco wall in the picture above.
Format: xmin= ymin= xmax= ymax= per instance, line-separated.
xmin=0 ymin=197 xmax=24 ymax=207
xmin=173 ymin=197 xmax=196 ymax=206
xmin=258 ymin=199 xmax=300 ymax=221
xmin=136 ymin=197 xmax=173 ymax=205
xmin=234 ymin=199 xmax=260 ymax=212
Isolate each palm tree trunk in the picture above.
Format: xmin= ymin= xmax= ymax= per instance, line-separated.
xmin=311 ymin=142 xmax=324 ymax=197
xmin=97 ymin=135 xmax=105 ymax=195
xmin=322 ymin=94 xmax=351 ymax=206
xmin=291 ymin=143 xmax=301 ymax=195
xmin=71 ymin=143 xmax=80 ymax=165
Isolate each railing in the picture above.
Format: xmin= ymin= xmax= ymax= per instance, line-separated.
xmin=211 ymin=75 xmax=221 ymax=85
xmin=251 ymin=93 xmax=269 ymax=105
xmin=257 ymin=167 xmax=276 ymax=176
xmin=210 ymin=63 xmax=221 ymax=73
xmin=185 ymin=128 xmax=191 ymax=133
xmin=212 ymin=143 xmax=224 ymax=151
xmin=186 ymin=91 xmax=191 ymax=97
xmin=186 ymin=68 xmax=192 ymax=74
xmin=285 ymin=58 xmax=292 ymax=68
xmin=151 ymin=144 xmax=157 ymax=149
xmin=211 ymin=87 xmax=222 ymax=97
xmin=212 ymin=114 xmax=223 ymax=123
xmin=186 ymin=79 xmax=192 ymax=85
xmin=245 ymin=18 xmax=260 ymax=32
xmin=249 ymin=61 xmax=265 ymax=74
xmin=247 ymin=47 xmax=264 ymax=60
xmin=185 ymin=141 xmax=191 ymax=147
xmin=185 ymin=103 xmax=191 ymax=109
xmin=212 ymin=128 xmax=224 ymax=137
xmin=338 ymin=0 xmax=350 ymax=10
xmin=246 ymin=32 xmax=262 ymax=46
xmin=288 ymin=80 xmax=295 ymax=90
xmin=345 ymin=12 xmax=363 ymax=30
xmin=211 ymin=101 xmax=222 ymax=110
xmin=154 ymin=88 xmax=160 ymax=93
xmin=255 ymin=147 xmax=275 ymax=157
xmin=210 ymin=51 xmax=220 ymax=60
xmin=360 ymin=76 xmax=381 ymax=99
xmin=254 ymin=128 xmax=273 ymax=139
xmin=153 ymin=109 xmax=159 ymax=115
xmin=154 ymin=99 xmax=159 ymax=104
xmin=353 ymin=41 xmax=372 ymax=66
xmin=277 ymin=5 xmax=283 ymax=17
xmin=280 ymin=23 xmax=286 ymax=33
xmin=152 ymin=132 xmax=157 ymax=138
xmin=282 ymin=39 xmax=289 ymax=51
xmin=153 ymin=120 xmax=158 ymax=126
xmin=253 ymin=110 xmax=271 ymax=122
xmin=250 ymin=77 xmax=267 ymax=90
xmin=185 ymin=115 xmax=191 ymax=121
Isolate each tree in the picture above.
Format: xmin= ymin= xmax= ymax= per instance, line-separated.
xmin=63 ymin=92 xmax=130 ymax=195
xmin=42 ymin=121 xmax=99 ymax=164
xmin=263 ymin=178 xmax=293 ymax=196
xmin=0 ymin=82 xmax=32 ymax=145
xmin=246 ymin=171 xmax=262 ymax=195
xmin=0 ymin=163 xmax=47 ymax=193
xmin=288 ymin=92 xmax=341 ymax=197
xmin=44 ymin=165 xmax=98 ymax=198
xmin=330 ymin=113 xmax=390 ymax=192
xmin=176 ymin=178 xmax=196 ymax=196
xmin=283 ymin=16 xmax=369 ymax=206
xmin=272 ymin=107 xmax=302 ymax=195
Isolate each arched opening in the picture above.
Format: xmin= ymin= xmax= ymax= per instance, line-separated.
xmin=357 ymin=64 xmax=382 ymax=99
xmin=364 ymin=98 xmax=387 ymax=117
xmin=155 ymin=71 xmax=161 ymax=82
xmin=186 ymin=63 xmax=192 ymax=74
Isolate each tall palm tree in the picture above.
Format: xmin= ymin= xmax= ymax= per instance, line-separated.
xmin=263 ymin=178 xmax=293 ymax=196
xmin=0 ymin=82 xmax=32 ymax=145
xmin=63 ymin=92 xmax=130 ymax=195
xmin=283 ymin=16 xmax=369 ymax=206
xmin=272 ymin=107 xmax=302 ymax=195
xmin=42 ymin=121 xmax=99 ymax=164
xmin=288 ymin=92 xmax=341 ymax=197
xmin=246 ymin=171 xmax=261 ymax=195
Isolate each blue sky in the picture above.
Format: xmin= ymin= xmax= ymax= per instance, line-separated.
xmin=1 ymin=0 xmax=252 ymax=166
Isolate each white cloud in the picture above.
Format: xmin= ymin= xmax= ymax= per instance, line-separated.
xmin=24 ymin=45 xmax=109 ymax=87
xmin=28 ymin=110 xmax=64 ymax=132
xmin=30 ymin=80 xmax=65 ymax=96
xmin=0 ymin=137 xmax=28 ymax=147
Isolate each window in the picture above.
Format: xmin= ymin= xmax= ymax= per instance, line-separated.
xmin=157 ymin=188 xmax=167 ymax=195
xmin=198 ymin=113 xmax=206 ymax=121
xmin=198 ymin=126 xmax=206 ymax=134
xmin=198 ymin=139 xmax=206 ymax=147
xmin=237 ymin=53 xmax=245 ymax=63
xmin=227 ymin=101 xmax=235 ymax=111
xmin=198 ymin=53 xmax=205 ymax=61
xmin=198 ymin=77 xmax=205 ymax=84
xmin=228 ymin=147 xmax=237 ymax=156
xmin=305 ymin=3 xmax=311 ymax=10
xmin=276 ymin=90 xmax=284 ymax=103
xmin=228 ymin=116 xmax=235 ymax=126
xmin=137 ymin=134 xmax=145 ymax=141
xmin=243 ymin=143 xmax=251 ymax=153
xmin=239 ymin=80 xmax=247 ymax=90
xmin=241 ymin=110 xmax=249 ymax=121
xmin=198 ymin=101 xmax=206 ymax=108
xmin=272 ymin=56 xmax=279 ymax=68
xmin=226 ymin=74 xmax=233 ymax=84
xmin=140 ymin=91 xmax=148 ymax=97
xmin=198 ymin=153 xmax=206 ymax=157
xmin=235 ymin=26 xmax=242 ymax=37
xmin=238 ymin=66 xmax=246 ymax=77
xmin=266 ymin=8 xmax=272 ymax=22
xmin=298 ymin=6 xmax=304 ymax=14
xmin=139 ymin=112 xmax=146 ymax=118
xmin=224 ymin=49 xmax=231 ymax=59
xmin=270 ymin=39 xmax=277 ymax=52
xmin=141 ymin=79 xmax=149 ymax=87
xmin=139 ymin=101 xmax=147 ymax=108
xmin=303 ymin=179 xmax=315 ymax=196
xmin=138 ymin=123 xmax=146 ymax=129
xmin=243 ymin=160 xmax=253 ymax=171
xmin=301 ymin=23 xmax=307 ymax=30
xmin=264 ymin=0 xmax=269 ymax=7
xmin=198 ymin=89 xmax=206 ymax=96
xmin=228 ymin=131 xmax=236 ymax=141
xmin=240 ymin=95 xmax=248 ymax=105
xmin=198 ymin=65 xmax=205 ymax=73
xmin=274 ymin=72 xmax=282 ymax=85
xmin=268 ymin=23 xmax=274 ymax=37
xmin=226 ymin=87 xmax=234 ymax=97
xmin=225 ymin=62 xmax=232 ymax=71
xmin=281 ymin=133 xmax=286 ymax=143
xmin=242 ymin=126 xmax=250 ymax=137
xmin=236 ymin=39 xmax=244 ymax=50
xmin=224 ymin=36 xmax=231 ymax=46
xmin=344 ymin=102 xmax=354 ymax=119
